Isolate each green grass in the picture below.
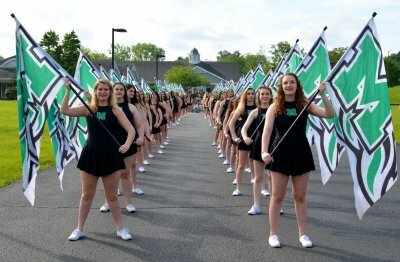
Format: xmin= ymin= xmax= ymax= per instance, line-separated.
xmin=388 ymin=85 xmax=400 ymax=104
xmin=0 ymin=101 xmax=54 ymax=187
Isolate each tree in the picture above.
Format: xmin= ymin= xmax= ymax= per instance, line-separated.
xmin=60 ymin=31 xmax=81 ymax=75
xmin=384 ymin=57 xmax=400 ymax=87
xmin=164 ymin=66 xmax=210 ymax=89
xmin=112 ymin=43 xmax=133 ymax=61
xmin=130 ymin=43 xmax=165 ymax=61
xmin=81 ymin=46 xmax=108 ymax=60
xmin=176 ymin=56 xmax=189 ymax=62
xmin=40 ymin=30 xmax=62 ymax=62
xmin=217 ymin=50 xmax=246 ymax=75
xmin=328 ymin=47 xmax=347 ymax=68
xmin=0 ymin=55 xmax=4 ymax=61
xmin=269 ymin=41 xmax=291 ymax=69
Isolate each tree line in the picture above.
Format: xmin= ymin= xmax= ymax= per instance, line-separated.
xmin=2 ymin=29 xmax=399 ymax=88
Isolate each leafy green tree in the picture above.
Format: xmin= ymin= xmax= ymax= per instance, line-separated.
xmin=40 ymin=30 xmax=62 ymax=62
xmin=176 ymin=56 xmax=189 ymax=62
xmin=130 ymin=43 xmax=165 ymax=61
xmin=110 ymin=43 xmax=132 ymax=61
xmin=217 ymin=50 xmax=246 ymax=75
xmin=0 ymin=55 xmax=4 ymax=60
xmin=269 ymin=41 xmax=290 ymax=69
xmin=164 ymin=66 xmax=210 ymax=89
xmin=81 ymin=46 xmax=108 ymax=60
xmin=328 ymin=47 xmax=347 ymax=68
xmin=384 ymin=57 xmax=400 ymax=87
xmin=60 ymin=31 xmax=81 ymax=75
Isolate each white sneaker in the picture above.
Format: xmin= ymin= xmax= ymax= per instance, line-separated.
xmin=269 ymin=235 xmax=281 ymax=248
xmin=232 ymin=178 xmax=237 ymax=185
xmin=232 ymin=189 xmax=241 ymax=196
xmin=160 ymin=144 xmax=165 ymax=149
xmin=143 ymin=160 xmax=150 ymax=165
xmin=223 ymin=159 xmax=229 ymax=165
xmin=126 ymin=204 xmax=136 ymax=213
xmin=251 ymin=179 xmax=255 ymax=184
xmin=148 ymin=154 xmax=154 ymax=159
xmin=68 ymin=229 xmax=85 ymax=241
xmin=280 ymin=209 xmax=284 ymax=215
xmin=99 ymin=203 xmax=110 ymax=212
xmin=217 ymin=149 xmax=222 ymax=154
xmin=218 ymin=154 xmax=225 ymax=159
xmin=138 ymin=166 xmax=146 ymax=173
xmin=164 ymin=141 xmax=169 ymax=145
xmin=133 ymin=188 xmax=144 ymax=195
xmin=217 ymin=145 xmax=221 ymax=149
xmin=117 ymin=189 xmax=122 ymax=196
xmin=299 ymin=235 xmax=313 ymax=248
xmin=211 ymin=142 xmax=217 ymax=146
xmin=209 ymin=123 xmax=212 ymax=126
xmin=226 ymin=167 xmax=235 ymax=173
xmin=261 ymin=189 xmax=270 ymax=196
xmin=248 ymin=205 xmax=261 ymax=215
xmin=172 ymin=123 xmax=176 ymax=126
xmin=245 ymin=167 xmax=251 ymax=173
xmin=117 ymin=228 xmax=133 ymax=240
xmin=158 ymin=150 xmax=164 ymax=154
xmin=166 ymin=138 xmax=171 ymax=142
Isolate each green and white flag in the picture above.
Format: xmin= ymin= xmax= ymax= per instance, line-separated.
xmin=109 ymin=67 xmax=121 ymax=84
xmin=270 ymin=41 xmax=303 ymax=93
xmin=296 ymin=29 xmax=344 ymax=184
xmin=121 ymin=75 xmax=128 ymax=85
xmin=13 ymin=15 xmax=78 ymax=205
xmin=261 ymin=69 xmax=273 ymax=87
xmin=325 ymin=15 xmax=397 ymax=218
xmin=73 ymin=50 xmax=101 ymax=157
xmin=99 ymin=64 xmax=111 ymax=81
xmin=250 ymin=64 xmax=265 ymax=92
xmin=126 ymin=66 xmax=136 ymax=85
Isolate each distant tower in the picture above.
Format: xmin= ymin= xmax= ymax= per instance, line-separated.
xmin=189 ymin=47 xmax=200 ymax=64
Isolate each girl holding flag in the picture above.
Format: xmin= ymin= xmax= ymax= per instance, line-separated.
xmin=61 ymin=78 xmax=135 ymax=241
xmin=261 ymin=73 xmax=334 ymax=248
xmin=241 ymin=86 xmax=273 ymax=215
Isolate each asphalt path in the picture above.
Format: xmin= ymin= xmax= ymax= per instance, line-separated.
xmin=0 ymin=112 xmax=399 ymax=261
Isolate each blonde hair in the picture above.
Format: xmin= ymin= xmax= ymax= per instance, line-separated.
xmin=90 ymin=78 xmax=116 ymax=112
xmin=236 ymin=87 xmax=255 ymax=116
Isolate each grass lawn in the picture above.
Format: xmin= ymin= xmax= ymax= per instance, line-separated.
xmin=0 ymin=101 xmax=54 ymax=187
xmin=388 ymin=85 xmax=400 ymax=104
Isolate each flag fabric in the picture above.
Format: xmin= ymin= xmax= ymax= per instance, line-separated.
xmin=296 ymin=29 xmax=344 ymax=184
xmin=99 ymin=65 xmax=111 ymax=81
xmin=13 ymin=15 xmax=78 ymax=205
xmin=325 ymin=16 xmax=397 ymax=218
xmin=126 ymin=66 xmax=137 ymax=85
xmin=270 ymin=41 xmax=303 ymax=94
xmin=261 ymin=69 xmax=273 ymax=87
xmin=249 ymin=64 xmax=265 ymax=92
xmin=121 ymin=75 xmax=128 ymax=85
xmin=109 ymin=67 xmax=121 ymax=84
xmin=72 ymin=50 xmax=102 ymax=157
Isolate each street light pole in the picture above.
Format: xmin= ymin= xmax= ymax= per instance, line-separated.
xmin=155 ymin=53 xmax=166 ymax=81
xmin=111 ymin=28 xmax=127 ymax=70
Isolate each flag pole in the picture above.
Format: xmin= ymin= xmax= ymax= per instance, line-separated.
xmin=66 ymin=78 xmax=121 ymax=148
xmin=270 ymin=89 xmax=320 ymax=155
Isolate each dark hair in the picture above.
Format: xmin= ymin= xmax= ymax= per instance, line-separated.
xmin=113 ymin=82 xmax=130 ymax=103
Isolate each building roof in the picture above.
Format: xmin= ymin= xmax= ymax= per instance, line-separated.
xmin=0 ymin=56 xmax=16 ymax=81
xmin=93 ymin=59 xmax=240 ymax=84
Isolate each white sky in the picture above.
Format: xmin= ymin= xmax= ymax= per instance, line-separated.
xmin=1 ymin=0 xmax=399 ymax=61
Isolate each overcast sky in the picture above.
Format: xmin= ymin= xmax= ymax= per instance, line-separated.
xmin=1 ymin=0 xmax=399 ymax=61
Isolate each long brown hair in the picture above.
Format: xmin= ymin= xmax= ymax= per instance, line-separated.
xmin=90 ymin=78 xmax=116 ymax=112
xmin=274 ymin=73 xmax=307 ymax=116
xmin=256 ymin=85 xmax=273 ymax=107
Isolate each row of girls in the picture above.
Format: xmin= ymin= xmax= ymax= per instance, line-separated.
xmin=204 ymin=73 xmax=334 ymax=248
xmin=61 ymin=78 xmax=191 ymax=241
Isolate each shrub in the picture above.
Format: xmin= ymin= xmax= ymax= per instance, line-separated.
xmin=5 ymin=86 xmax=17 ymax=100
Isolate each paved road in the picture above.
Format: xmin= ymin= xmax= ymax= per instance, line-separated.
xmin=1 ymin=113 xmax=399 ymax=261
